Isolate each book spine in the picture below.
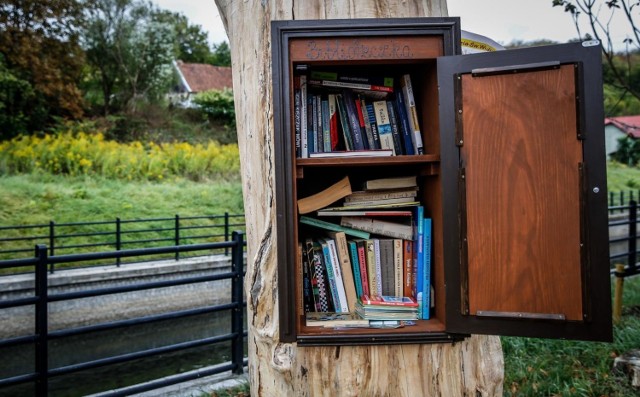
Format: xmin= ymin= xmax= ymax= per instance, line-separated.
xmin=374 ymin=239 xmax=382 ymax=296
xmin=309 ymin=78 xmax=394 ymax=93
xmin=315 ymin=94 xmax=323 ymax=153
xmin=422 ymin=218 xmax=432 ymax=320
xmin=335 ymin=94 xmax=354 ymax=151
xmin=379 ymin=239 xmax=395 ymax=296
xmin=326 ymin=238 xmax=349 ymax=313
xmin=401 ymin=74 xmax=424 ymax=154
xmin=373 ymin=100 xmax=395 ymax=154
xmin=403 ymin=240 xmax=414 ymax=298
xmin=394 ymin=89 xmax=415 ymax=155
xmin=365 ymin=239 xmax=378 ymax=297
xmin=310 ymin=71 xmax=394 ymax=88
xmin=393 ymin=239 xmax=404 ymax=297
xmin=348 ymin=241 xmax=363 ymax=299
xmin=331 ymin=232 xmax=358 ymax=311
xmin=365 ymin=104 xmax=382 ymax=150
xmin=413 ymin=206 xmax=424 ymax=318
xmin=340 ymin=216 xmax=413 ymax=240
xmin=355 ymin=96 xmax=372 ymax=150
xmin=342 ymin=90 xmax=366 ymax=151
xmin=356 ymin=240 xmax=370 ymax=296
xmin=321 ymin=98 xmax=331 ymax=152
xmin=306 ymin=94 xmax=314 ymax=154
xmin=306 ymin=239 xmax=330 ymax=312
xmin=300 ymin=243 xmax=311 ymax=312
xmin=345 ymin=190 xmax=417 ymax=203
xmin=319 ymin=240 xmax=342 ymax=312
xmin=328 ymin=94 xmax=339 ymax=151
xmin=300 ymin=75 xmax=308 ymax=157
xmin=294 ymin=76 xmax=302 ymax=158
xmin=386 ymin=100 xmax=404 ymax=156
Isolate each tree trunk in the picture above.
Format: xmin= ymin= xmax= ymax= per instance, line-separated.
xmin=213 ymin=1 xmax=504 ymax=395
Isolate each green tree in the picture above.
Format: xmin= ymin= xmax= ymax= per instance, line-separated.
xmin=82 ymin=0 xmax=176 ymax=114
xmin=611 ymin=134 xmax=640 ymax=165
xmin=0 ymin=0 xmax=85 ymax=138
xmin=153 ymin=10 xmax=213 ymax=63
xmin=210 ymin=41 xmax=231 ymax=66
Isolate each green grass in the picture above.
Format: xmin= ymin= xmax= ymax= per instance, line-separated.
xmin=503 ymin=276 xmax=640 ymax=397
xmin=0 ymin=173 xmax=244 ymax=264
xmin=607 ymin=161 xmax=640 ymax=192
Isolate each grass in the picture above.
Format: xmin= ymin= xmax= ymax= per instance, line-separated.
xmin=502 ymin=275 xmax=640 ymax=397
xmin=607 ymin=161 xmax=640 ymax=192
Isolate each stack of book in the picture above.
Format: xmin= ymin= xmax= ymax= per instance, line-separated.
xmin=355 ymin=295 xmax=419 ymax=321
xmin=294 ymin=68 xmax=424 ymax=158
xmin=298 ymin=175 xmax=433 ymax=321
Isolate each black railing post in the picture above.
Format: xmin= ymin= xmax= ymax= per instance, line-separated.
xmin=230 ymin=231 xmax=244 ymax=375
xmin=630 ymin=200 xmax=638 ymax=275
xmin=116 ymin=218 xmax=122 ymax=267
xmin=49 ymin=221 xmax=55 ymax=273
xmin=35 ymin=244 xmax=49 ymax=396
xmin=224 ymin=212 xmax=230 ymax=256
xmin=175 ymin=215 xmax=180 ymax=261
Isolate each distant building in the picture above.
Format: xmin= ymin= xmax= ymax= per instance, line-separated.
xmin=171 ymin=60 xmax=233 ymax=106
xmin=605 ymin=116 xmax=640 ymax=160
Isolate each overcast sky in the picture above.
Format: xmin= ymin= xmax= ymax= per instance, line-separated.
xmin=152 ymin=0 xmax=632 ymax=50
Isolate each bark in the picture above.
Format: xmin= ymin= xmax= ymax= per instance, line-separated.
xmin=212 ymin=1 xmax=504 ymax=395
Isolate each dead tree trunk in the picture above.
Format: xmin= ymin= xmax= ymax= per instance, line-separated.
xmin=213 ymin=1 xmax=504 ymax=395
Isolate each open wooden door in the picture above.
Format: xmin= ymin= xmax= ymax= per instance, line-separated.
xmin=438 ymin=42 xmax=612 ymax=341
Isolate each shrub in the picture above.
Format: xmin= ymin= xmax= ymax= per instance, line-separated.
xmin=193 ymin=88 xmax=236 ymax=128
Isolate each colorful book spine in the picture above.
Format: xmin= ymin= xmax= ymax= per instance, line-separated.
xmin=329 ymin=232 xmax=358 ymax=311
xmin=307 ymin=94 xmax=314 ymax=154
xmin=300 ymin=75 xmax=309 ymax=157
xmin=325 ymin=238 xmax=349 ymax=313
xmin=403 ymin=240 xmax=414 ymax=298
xmin=365 ymin=239 xmax=378 ymax=296
xmin=294 ymin=76 xmax=302 ymax=158
xmin=379 ymin=239 xmax=395 ymax=296
xmin=373 ymin=100 xmax=395 ymax=154
xmin=386 ymin=100 xmax=404 ymax=156
xmin=321 ymin=98 xmax=331 ymax=152
xmin=348 ymin=240 xmax=364 ymax=299
xmin=401 ymin=74 xmax=424 ymax=154
xmin=366 ymin=104 xmax=382 ymax=150
xmin=318 ymin=240 xmax=343 ymax=312
xmin=315 ymin=94 xmax=323 ymax=153
xmin=356 ymin=239 xmax=370 ymax=296
xmin=335 ymin=94 xmax=354 ymax=151
xmin=394 ymin=89 xmax=415 ymax=155
xmin=300 ymin=216 xmax=370 ymax=239
xmin=328 ymin=94 xmax=339 ymax=151
xmin=393 ymin=239 xmax=403 ymax=297
xmin=413 ymin=206 xmax=425 ymax=318
xmin=301 ymin=243 xmax=312 ymax=312
xmin=355 ymin=96 xmax=372 ymax=150
xmin=422 ymin=218 xmax=432 ymax=319
xmin=306 ymin=239 xmax=330 ymax=312
xmin=374 ymin=238 xmax=383 ymax=296
xmin=342 ymin=90 xmax=366 ymax=151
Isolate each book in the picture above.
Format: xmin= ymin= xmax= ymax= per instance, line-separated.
xmin=317 ymin=209 xmax=413 ymax=217
xmin=309 ymin=71 xmax=394 ymax=90
xmin=305 ymin=238 xmax=331 ymax=312
xmin=321 ymin=98 xmax=331 ymax=152
xmin=297 ymin=176 xmax=352 ymax=215
xmin=393 ymin=239 xmax=404 ymax=297
xmin=345 ymin=187 xmax=418 ymax=203
xmin=365 ymin=239 xmax=378 ymax=297
xmin=403 ymin=240 xmax=414 ymax=298
xmin=355 ymin=96 xmax=373 ymax=149
xmin=413 ymin=206 xmax=425 ymax=318
xmin=317 ymin=239 xmax=345 ymax=312
xmin=305 ymin=312 xmax=369 ymax=327
xmin=300 ymin=216 xmax=370 ymax=239
xmin=323 ymin=237 xmax=350 ymax=313
xmin=379 ymin=239 xmax=395 ymax=296
xmin=300 ymin=242 xmax=312 ymax=312
xmin=395 ymin=88 xmax=415 ymax=155
xmin=400 ymin=74 xmax=424 ymax=154
xmin=373 ymin=239 xmax=382 ymax=296
xmin=421 ymin=218 xmax=432 ymax=320
xmin=348 ymin=240 xmax=364 ymax=299
xmin=342 ymin=90 xmax=367 ymax=151
xmin=308 ymin=78 xmax=393 ymax=99
xmin=340 ymin=216 xmax=414 ymax=240
xmin=365 ymin=103 xmax=382 ymax=150
xmin=373 ymin=100 xmax=395 ymax=154
xmin=359 ymin=294 xmax=419 ymax=307
xmin=386 ymin=100 xmax=404 ymax=156
xmin=327 ymin=94 xmax=339 ymax=151
xmin=361 ymin=175 xmax=417 ymax=191
xmin=307 ymin=94 xmax=314 ymax=154
xmin=315 ymin=94 xmax=323 ymax=153
xmin=300 ymin=75 xmax=309 ymax=157
xmin=336 ymin=199 xmax=420 ymax=210
xmin=355 ymin=239 xmax=370 ymax=296
xmin=335 ymin=94 xmax=354 ymax=151
xmin=294 ymin=76 xmax=302 ymax=158
xmin=327 ymin=231 xmax=358 ymax=312
xmin=308 ymin=149 xmax=393 ymax=158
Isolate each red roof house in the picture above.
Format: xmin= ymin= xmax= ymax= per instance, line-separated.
xmin=172 ymin=61 xmax=233 ymax=105
xmin=605 ymin=115 xmax=640 ymax=159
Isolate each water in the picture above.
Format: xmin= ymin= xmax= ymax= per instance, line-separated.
xmin=0 ymin=312 xmax=246 ymax=397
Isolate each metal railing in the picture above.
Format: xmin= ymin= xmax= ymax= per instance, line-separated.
xmin=609 ymin=200 xmax=640 ymax=278
xmin=0 ymin=232 xmax=246 ymax=396
xmin=0 ymin=213 xmax=245 ymax=270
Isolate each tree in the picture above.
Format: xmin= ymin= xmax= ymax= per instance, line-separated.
xmin=552 ymin=0 xmax=640 ymax=104
xmin=0 ymin=0 xmax=85 ymax=137
xmin=82 ymin=0 xmax=176 ymax=114
xmin=210 ymin=41 xmax=231 ymax=67
xmin=153 ymin=10 xmax=214 ymax=64
xmin=213 ymin=1 xmax=504 ymax=395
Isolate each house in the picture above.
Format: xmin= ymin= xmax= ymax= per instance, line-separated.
xmin=605 ymin=115 xmax=640 ymax=159
xmin=171 ymin=60 xmax=233 ymax=106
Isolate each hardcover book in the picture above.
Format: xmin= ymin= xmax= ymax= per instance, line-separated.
xmin=373 ymin=100 xmax=395 ymax=154
xmin=361 ymin=175 xmax=417 ymax=191
xmin=297 ymin=176 xmax=352 ymax=215
xmin=340 ymin=216 xmax=414 ymax=240
xmin=300 ymin=216 xmax=370 ymax=239
xmin=327 ymin=231 xmax=358 ymax=312
xmin=400 ymin=74 xmax=424 ymax=154
xmin=305 ymin=238 xmax=331 ymax=312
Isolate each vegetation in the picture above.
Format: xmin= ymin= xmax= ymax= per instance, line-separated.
xmin=503 ymin=276 xmax=640 ymax=397
xmin=607 ymin=160 xmax=640 ymax=190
